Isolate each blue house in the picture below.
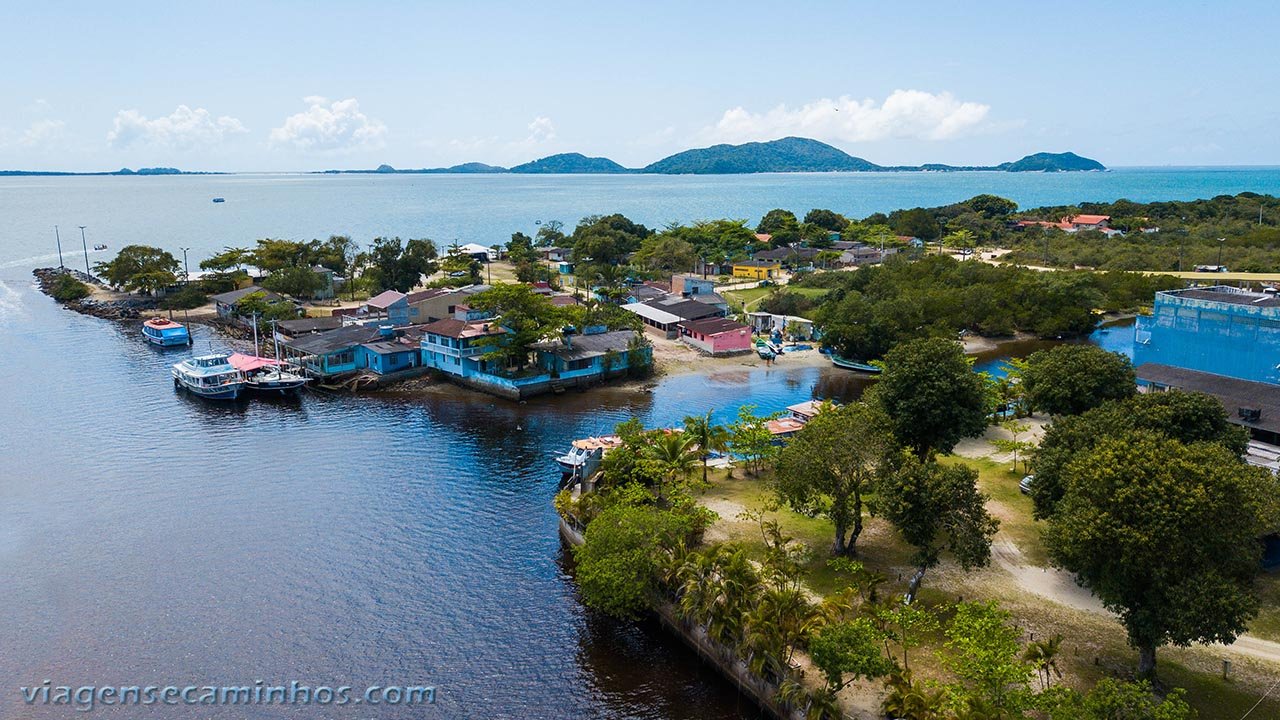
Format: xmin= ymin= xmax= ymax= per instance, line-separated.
xmin=421 ymin=318 xmax=649 ymax=399
xmin=281 ymin=324 xmax=423 ymax=378
xmin=1134 ymin=286 xmax=1280 ymax=385
xmin=366 ymin=290 xmax=411 ymax=326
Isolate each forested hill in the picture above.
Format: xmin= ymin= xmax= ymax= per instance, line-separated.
xmin=508 ymin=153 xmax=630 ymax=174
xmin=642 ymin=137 xmax=882 ymax=174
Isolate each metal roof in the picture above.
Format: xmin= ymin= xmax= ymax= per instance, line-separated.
xmin=1136 ymin=363 xmax=1280 ymax=435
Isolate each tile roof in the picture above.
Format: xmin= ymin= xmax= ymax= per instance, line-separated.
xmin=366 ymin=290 xmax=408 ymax=309
xmin=421 ymin=318 xmax=505 ymax=339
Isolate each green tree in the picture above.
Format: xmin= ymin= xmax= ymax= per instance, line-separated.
xmin=261 ymin=265 xmax=326 ymax=298
xmin=966 ymin=194 xmax=1018 ymax=218
xmin=990 ymin=419 xmax=1035 ymax=473
xmin=573 ymin=502 xmax=700 ymax=619
xmin=632 ymin=233 xmax=697 ymax=275
xmin=877 ymin=602 xmax=939 ymax=672
xmin=312 ymin=234 xmax=358 ymax=276
xmin=682 ymin=410 xmax=730 ymax=484
xmin=534 ymin=219 xmax=565 ymax=247
xmin=756 ymin=208 xmax=801 ymax=244
xmin=644 ymin=431 xmax=700 ymax=503
xmin=943 ymin=229 xmax=977 ymax=259
xmin=803 ymin=208 xmax=849 ymax=233
xmin=250 ymin=238 xmax=311 ymax=272
xmin=367 ymin=236 xmax=440 ymax=292
xmin=1037 ymin=679 xmax=1194 ymax=720
xmin=728 ymin=405 xmax=778 ymax=476
xmin=93 ymin=245 xmax=180 ymax=294
xmin=467 ymin=283 xmax=563 ymax=370
xmin=878 ymin=457 xmax=999 ymax=603
xmin=772 ymin=402 xmax=891 ymax=556
xmin=1046 ymin=430 xmax=1277 ymax=678
xmin=506 ymin=231 xmax=538 ymax=265
xmin=889 ymin=207 xmax=941 ymax=241
xmin=943 ymin=601 xmax=1032 ymax=711
xmin=809 ymin=617 xmax=896 ymax=693
xmin=199 ymin=246 xmax=252 ymax=272
xmin=870 ymin=338 xmax=989 ymax=457
xmin=1022 ymin=634 xmax=1063 ymax=691
xmin=1022 ymin=344 xmax=1136 ymax=416
xmin=1030 ymin=390 xmax=1249 ymax=519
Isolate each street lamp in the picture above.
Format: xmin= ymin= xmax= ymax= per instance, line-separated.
xmin=78 ymin=225 xmax=90 ymax=277
xmin=1217 ymin=238 xmax=1226 ymax=269
xmin=54 ymin=225 xmax=64 ymax=269
xmin=180 ymin=247 xmax=191 ymax=283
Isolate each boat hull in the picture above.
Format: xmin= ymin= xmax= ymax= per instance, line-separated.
xmin=174 ymin=377 xmax=244 ymax=400
xmin=144 ymin=332 xmax=191 ymax=347
xmin=831 ymin=356 xmax=882 ymax=373
xmin=245 ymin=378 xmax=307 ymax=395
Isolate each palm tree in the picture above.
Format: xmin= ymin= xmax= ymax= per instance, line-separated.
xmin=683 ymin=410 xmax=730 ymax=483
xmin=645 ymin=431 xmax=700 ymax=503
xmin=882 ymin=670 xmax=944 ymax=720
xmin=1022 ymin=634 xmax=1063 ymax=691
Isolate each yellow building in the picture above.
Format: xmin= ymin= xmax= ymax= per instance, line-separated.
xmin=732 ymin=259 xmax=781 ymax=280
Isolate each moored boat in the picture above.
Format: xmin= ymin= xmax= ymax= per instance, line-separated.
xmin=831 ymin=355 xmax=882 ymax=374
xmin=555 ymin=435 xmax=623 ymax=480
xmin=228 ymin=352 xmax=308 ymax=395
xmin=172 ymin=354 xmax=246 ymax=400
xmin=212 ymin=197 xmax=225 ymax=203
xmin=142 ymin=317 xmax=192 ymax=347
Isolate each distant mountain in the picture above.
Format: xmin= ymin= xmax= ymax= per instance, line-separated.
xmin=644 ymin=137 xmax=882 ymax=174
xmin=0 ymin=167 xmax=218 ymax=176
xmin=997 ymin=152 xmax=1106 ymax=172
xmin=508 ymin=153 xmax=629 ymax=174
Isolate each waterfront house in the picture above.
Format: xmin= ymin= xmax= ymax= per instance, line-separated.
xmin=746 ymin=312 xmax=817 ymax=340
xmin=1134 ymin=286 xmax=1280 ymax=385
xmin=678 ymin=317 xmax=753 ymax=355
xmin=532 ymin=329 xmax=649 ymax=379
xmin=786 ymin=400 xmax=829 ymax=423
xmin=541 ymin=247 xmax=571 ymax=263
xmin=365 ymin=290 xmax=410 ymax=326
xmin=359 ymin=339 xmax=422 ymax=375
xmin=732 ymin=259 xmax=782 ymax=280
xmin=280 ymin=324 xmax=387 ymax=378
xmin=623 ymin=297 xmax=727 ymax=339
xmin=420 ymin=319 xmax=508 ymax=378
xmin=210 ymin=286 xmax=289 ymax=320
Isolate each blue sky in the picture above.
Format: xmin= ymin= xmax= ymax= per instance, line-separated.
xmin=2 ymin=1 xmax=1277 ymax=171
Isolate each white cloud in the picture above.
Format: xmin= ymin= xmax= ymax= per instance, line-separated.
xmin=704 ymin=90 xmax=992 ymax=145
xmin=20 ymin=119 xmax=65 ymax=147
xmin=525 ymin=116 xmax=556 ymax=143
xmin=107 ymin=105 xmax=247 ymax=149
xmin=269 ymin=97 xmax=386 ymax=152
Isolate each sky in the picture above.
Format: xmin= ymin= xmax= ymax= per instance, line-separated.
xmin=1 ymin=0 xmax=1278 ymax=172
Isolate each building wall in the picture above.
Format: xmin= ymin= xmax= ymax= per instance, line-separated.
xmin=732 ymin=264 xmax=777 ymax=280
xmin=681 ymin=328 xmax=751 ymax=355
xmin=1134 ymin=294 xmax=1280 ymax=384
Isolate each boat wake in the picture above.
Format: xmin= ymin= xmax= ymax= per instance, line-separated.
xmin=0 ymin=279 xmax=26 ymax=324
xmin=0 ymin=249 xmax=108 ymax=270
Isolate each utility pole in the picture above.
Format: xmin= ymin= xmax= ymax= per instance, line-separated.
xmin=54 ymin=225 xmax=64 ymax=269
xmin=1217 ymin=238 xmax=1226 ymax=268
xmin=180 ymin=247 xmax=191 ymax=283
xmin=78 ymin=226 xmax=90 ymax=277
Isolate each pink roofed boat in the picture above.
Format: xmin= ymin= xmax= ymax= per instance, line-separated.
xmin=228 ymin=353 xmax=308 ymax=395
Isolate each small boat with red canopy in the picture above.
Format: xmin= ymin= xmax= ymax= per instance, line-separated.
xmin=142 ymin=317 xmax=191 ymax=347
xmin=227 ymin=353 xmax=308 ymax=395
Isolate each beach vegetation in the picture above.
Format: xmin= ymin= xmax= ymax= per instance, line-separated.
xmin=93 ymin=244 xmax=180 ymax=295
xmin=48 ymin=272 xmax=90 ymax=301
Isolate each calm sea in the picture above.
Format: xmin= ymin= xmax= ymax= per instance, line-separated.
xmin=0 ymin=169 xmax=1271 ymax=718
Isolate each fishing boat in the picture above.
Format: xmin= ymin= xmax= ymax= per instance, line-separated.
xmin=142 ymin=317 xmax=191 ymax=347
xmin=555 ymin=435 xmax=623 ymax=480
xmin=831 ymin=356 xmax=882 ymax=374
xmin=756 ymin=346 xmax=776 ymax=360
xmin=228 ymin=352 xmax=308 ymax=395
xmin=172 ymin=354 xmax=246 ymax=400
xmin=212 ymin=197 xmax=226 ymax=203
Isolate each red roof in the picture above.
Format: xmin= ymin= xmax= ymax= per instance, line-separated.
xmin=1070 ymin=214 xmax=1110 ymax=225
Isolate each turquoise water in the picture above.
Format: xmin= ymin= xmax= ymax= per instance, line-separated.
xmin=3 ymin=168 xmax=1280 ymax=271
xmin=0 ymin=170 xmax=1268 ymax=719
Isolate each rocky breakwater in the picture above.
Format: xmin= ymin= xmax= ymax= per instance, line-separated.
xmin=32 ymin=267 xmax=158 ymax=320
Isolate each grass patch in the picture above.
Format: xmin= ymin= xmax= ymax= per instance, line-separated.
xmin=943 ymin=455 xmax=1048 ymax=566
xmin=1251 ymin=572 xmax=1280 ymax=642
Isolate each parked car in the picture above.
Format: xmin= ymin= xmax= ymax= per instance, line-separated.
xmin=1019 ymin=475 xmax=1035 ymax=495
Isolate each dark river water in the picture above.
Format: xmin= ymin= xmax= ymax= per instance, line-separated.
xmin=0 ymin=173 xmax=1156 ymax=718
xmin=0 ymin=270 xmax=885 ymax=719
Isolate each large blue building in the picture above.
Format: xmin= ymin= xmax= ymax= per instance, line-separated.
xmin=1134 ymin=286 xmax=1280 ymax=385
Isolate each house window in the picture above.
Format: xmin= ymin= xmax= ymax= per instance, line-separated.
xmin=329 ymin=349 xmax=355 ymax=367
xmin=568 ymin=358 xmax=593 ymax=371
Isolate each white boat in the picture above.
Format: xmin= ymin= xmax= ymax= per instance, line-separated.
xmin=172 ymin=354 xmax=246 ymax=400
xmin=555 ymin=435 xmax=623 ymax=480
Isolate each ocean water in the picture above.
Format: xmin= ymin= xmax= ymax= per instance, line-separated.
xmin=0 ymin=170 xmax=1261 ymax=718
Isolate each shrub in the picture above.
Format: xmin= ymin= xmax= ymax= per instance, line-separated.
xmin=49 ymin=273 xmax=90 ymax=302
